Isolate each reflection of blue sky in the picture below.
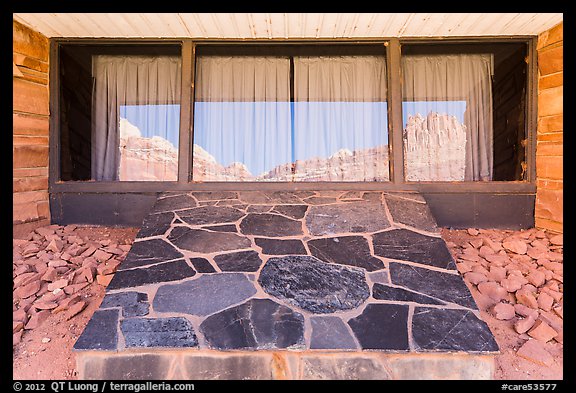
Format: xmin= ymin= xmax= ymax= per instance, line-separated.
xmin=194 ymin=102 xmax=388 ymax=176
xmin=402 ymin=101 xmax=467 ymax=127
xmin=120 ymin=104 xmax=180 ymax=147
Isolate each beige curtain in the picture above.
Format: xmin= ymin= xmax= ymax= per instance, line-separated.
xmin=293 ymin=56 xmax=389 ymax=181
xmin=193 ymin=56 xmax=292 ymax=181
xmin=92 ymin=55 xmax=181 ymax=181
xmin=402 ymin=54 xmax=493 ymax=181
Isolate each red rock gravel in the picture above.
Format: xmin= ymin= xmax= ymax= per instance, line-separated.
xmin=443 ymin=227 xmax=563 ymax=379
xmin=13 ymin=224 xmax=562 ymax=380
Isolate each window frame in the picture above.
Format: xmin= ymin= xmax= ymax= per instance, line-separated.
xmin=49 ymin=36 xmax=537 ymax=194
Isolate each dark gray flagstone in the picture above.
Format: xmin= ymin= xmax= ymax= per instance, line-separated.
xmin=347 ymin=304 xmax=410 ymax=351
xmin=306 ymin=201 xmax=390 ymax=236
xmin=203 ymin=224 xmax=238 ymax=233
xmin=100 ymin=291 xmax=150 ymax=317
xmin=73 ymin=309 xmax=119 ymax=351
xmin=310 ymin=316 xmax=358 ymax=350
xmin=389 ymin=263 xmax=478 ymax=309
xmin=107 ymin=260 xmax=195 ymax=290
xmin=271 ymin=205 xmax=308 ymax=219
xmin=384 ymin=194 xmax=439 ymax=233
xmin=168 ymin=227 xmax=251 ymax=253
xmin=191 ymin=191 xmax=238 ymax=201
xmin=200 ymin=298 xmax=305 ymax=350
xmin=137 ymin=212 xmax=174 ymax=238
xmin=412 ymin=307 xmax=499 ymax=352
xmin=121 ymin=317 xmax=198 ymax=348
xmin=240 ymin=213 xmax=303 ymax=237
xmin=213 ymin=251 xmax=263 ymax=272
xmin=255 ymin=238 xmax=307 ymax=255
xmin=307 ymin=236 xmax=384 ymax=271
xmin=150 ymin=194 xmax=196 ymax=214
xmin=189 ymin=258 xmax=217 ymax=273
xmin=119 ymin=239 xmax=183 ymax=270
xmin=153 ymin=273 xmax=256 ymax=316
xmin=177 ymin=206 xmax=245 ymax=226
xmin=372 ymin=229 xmax=455 ymax=270
xmin=372 ymin=283 xmax=445 ymax=305
xmin=258 ymin=255 xmax=369 ymax=314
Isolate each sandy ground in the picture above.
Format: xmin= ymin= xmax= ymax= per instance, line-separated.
xmin=13 ymin=226 xmax=562 ymax=380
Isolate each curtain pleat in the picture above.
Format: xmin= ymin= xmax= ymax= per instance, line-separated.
xmin=401 ymin=54 xmax=493 ymax=181
xmin=92 ymin=55 xmax=181 ymax=181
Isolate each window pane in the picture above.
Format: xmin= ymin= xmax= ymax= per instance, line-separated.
xmin=293 ymin=56 xmax=389 ymax=181
xmin=92 ymin=55 xmax=181 ymax=181
xmin=401 ymin=54 xmax=493 ymax=181
xmin=193 ymin=54 xmax=389 ymax=182
xmin=193 ymin=56 xmax=292 ymax=181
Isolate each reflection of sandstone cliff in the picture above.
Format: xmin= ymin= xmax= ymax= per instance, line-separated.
xmin=119 ymin=118 xmax=390 ymax=182
xmin=259 ymin=146 xmax=389 ymax=182
xmin=403 ymin=112 xmax=467 ymax=181
xmin=119 ymin=119 xmax=178 ymax=181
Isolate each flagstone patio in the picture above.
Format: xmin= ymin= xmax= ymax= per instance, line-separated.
xmin=74 ymin=190 xmax=499 ymax=380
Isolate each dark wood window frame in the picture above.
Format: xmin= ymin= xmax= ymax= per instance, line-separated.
xmin=49 ymin=36 xmax=537 ymax=194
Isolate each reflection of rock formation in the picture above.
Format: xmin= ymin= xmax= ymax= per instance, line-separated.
xmin=118 ymin=118 xmax=390 ymax=182
xmin=119 ymin=119 xmax=178 ymax=181
xmin=403 ymin=112 xmax=467 ymax=181
xmin=259 ymin=146 xmax=389 ymax=182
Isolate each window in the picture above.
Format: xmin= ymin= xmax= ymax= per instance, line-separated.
xmin=192 ymin=45 xmax=389 ymax=182
xmin=401 ymin=43 xmax=528 ymax=182
xmin=56 ymin=41 xmax=530 ymax=186
xmin=59 ymin=45 xmax=181 ymax=182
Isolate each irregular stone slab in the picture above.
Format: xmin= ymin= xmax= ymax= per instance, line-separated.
xmin=384 ymin=192 xmax=426 ymax=203
xmin=213 ymin=251 xmax=263 ymax=272
xmin=119 ymin=239 xmax=183 ymax=270
xmin=389 ymin=263 xmax=477 ymax=309
xmin=367 ymin=270 xmax=390 ymax=285
xmin=384 ymin=195 xmax=439 ymax=233
xmin=372 ymin=229 xmax=455 ymax=270
xmin=137 ymin=212 xmax=174 ymax=239
xmin=308 ymin=236 xmax=384 ymax=271
xmin=272 ymin=205 xmax=308 ymax=219
xmin=340 ymin=191 xmax=364 ymax=200
xmin=121 ymin=317 xmax=198 ymax=348
xmin=362 ymin=192 xmax=383 ymax=201
xmin=107 ymin=260 xmax=196 ymax=290
xmin=348 ymin=304 xmax=410 ymax=350
xmin=304 ymin=197 xmax=338 ymax=205
xmin=168 ymin=227 xmax=251 ymax=253
xmin=154 ymin=273 xmax=256 ymax=316
xmin=150 ymin=194 xmax=196 ymax=213
xmin=240 ymin=213 xmax=303 ymax=237
xmin=372 ymin=283 xmax=445 ymax=305
xmin=177 ymin=206 xmax=245 ymax=226
xmin=74 ymin=309 xmax=119 ymax=350
xmin=239 ymin=191 xmax=303 ymax=204
xmin=191 ymin=191 xmax=238 ymax=201
xmin=255 ymin=238 xmax=307 ymax=255
xmin=203 ymin=224 xmax=238 ymax=233
xmin=302 ymin=357 xmax=391 ymax=380
xmin=247 ymin=205 xmax=273 ymax=213
xmin=412 ymin=307 xmax=499 ymax=352
xmin=100 ymin=291 xmax=149 ymax=317
xmin=200 ymin=298 xmax=304 ymax=350
xmin=306 ymin=201 xmax=390 ymax=236
xmin=310 ymin=316 xmax=358 ymax=350
xmin=190 ymin=258 xmax=216 ymax=273
xmin=258 ymin=256 xmax=369 ymax=314
xmin=158 ymin=191 xmax=190 ymax=199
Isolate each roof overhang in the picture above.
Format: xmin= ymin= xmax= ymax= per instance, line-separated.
xmin=13 ymin=13 xmax=563 ymax=39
